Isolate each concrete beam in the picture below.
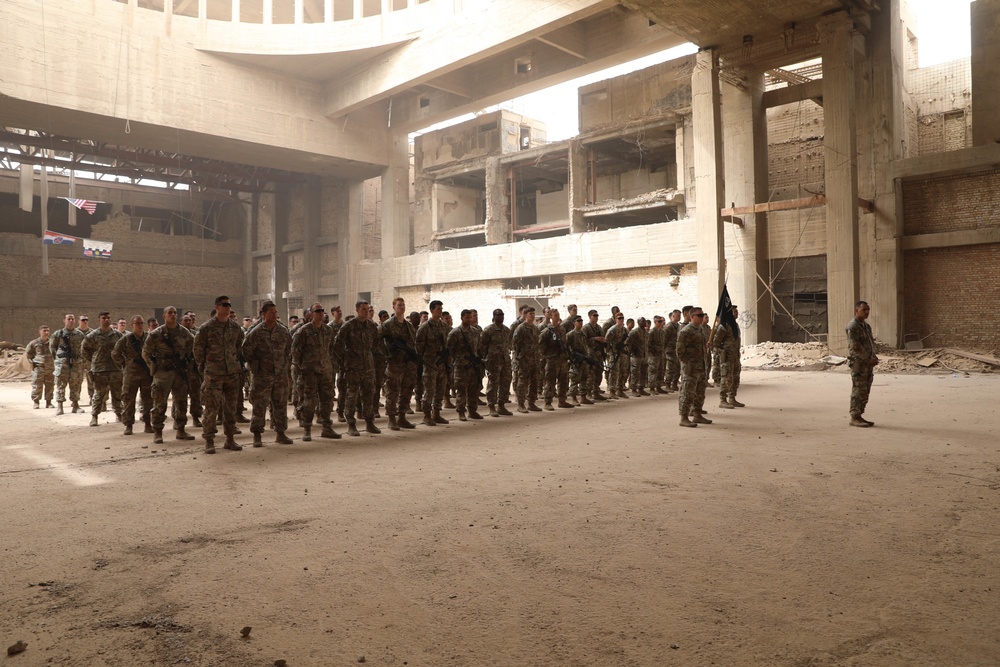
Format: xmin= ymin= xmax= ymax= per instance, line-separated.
xmin=692 ymin=49 xmax=726 ymax=311
xmin=820 ymin=12 xmax=861 ymax=355
xmin=536 ymin=23 xmax=587 ymax=59
xmin=891 ymin=143 xmax=1000 ymax=180
xmin=761 ymin=79 xmax=824 ymax=108
xmin=971 ymin=0 xmax=1000 ymax=145
xmin=902 ymin=226 xmax=1000 ymax=250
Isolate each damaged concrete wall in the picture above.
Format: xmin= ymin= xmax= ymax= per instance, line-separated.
xmin=579 ymin=56 xmax=694 ymax=133
xmin=908 ymin=58 xmax=973 ymax=155
xmin=434 ymin=183 xmax=482 ymax=231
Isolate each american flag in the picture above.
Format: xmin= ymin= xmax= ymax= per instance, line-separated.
xmin=61 ymin=197 xmax=100 ymax=214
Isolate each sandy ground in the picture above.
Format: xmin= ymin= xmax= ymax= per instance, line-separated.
xmin=0 ymin=370 xmax=998 ymax=667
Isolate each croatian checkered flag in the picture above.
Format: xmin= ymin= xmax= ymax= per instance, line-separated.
xmin=61 ymin=197 xmax=100 ymax=215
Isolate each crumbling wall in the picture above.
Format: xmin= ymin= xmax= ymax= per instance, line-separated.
xmin=908 ymin=57 xmax=973 ymax=156
xmin=434 ymin=183 xmax=481 ymax=231
xmin=363 ymin=177 xmax=382 ymax=260
xmin=769 ymin=255 xmax=828 ymax=343
xmin=562 ymin=264 xmax=698 ymax=318
xmin=579 ymin=56 xmax=694 ymax=133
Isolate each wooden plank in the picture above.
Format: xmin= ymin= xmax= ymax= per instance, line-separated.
xmin=761 ymin=79 xmax=824 ymax=108
xmin=902 ymin=227 xmax=1000 ymax=251
xmin=942 ymin=349 xmax=1000 ymax=366
xmin=722 ymin=195 xmax=872 ymax=216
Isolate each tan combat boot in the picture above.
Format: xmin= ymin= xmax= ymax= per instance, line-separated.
xmin=347 ymin=421 xmax=361 ymax=437
xmin=223 ymin=435 xmax=242 ymax=451
xmin=321 ymin=424 xmax=342 ymax=439
xmin=175 ymin=428 xmax=195 ymax=441
xmin=497 ymin=404 xmax=514 ymax=416
xmin=849 ymin=415 xmax=871 ymax=428
xmin=433 ymin=410 xmax=449 ymax=424
xmin=388 ymin=415 xmax=400 ymax=431
xmin=397 ymin=415 xmax=417 ymax=429
xmin=204 ymin=438 xmax=216 ymax=454
xmin=691 ymin=412 xmax=713 ymax=425
xmin=275 ymin=432 xmax=293 ymax=445
xmin=365 ymin=419 xmax=381 ymax=434
xmin=302 ymin=424 xmax=312 ymax=441
xmin=679 ymin=415 xmax=697 ymax=428
xmin=422 ymin=411 xmax=437 ymax=427
xmin=153 ymin=429 xmax=164 ymax=444
xmin=728 ymin=396 xmax=745 ymax=408
xmin=252 ymin=432 xmax=263 ymax=447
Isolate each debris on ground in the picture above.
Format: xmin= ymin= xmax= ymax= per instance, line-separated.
xmin=7 ymin=640 xmax=27 ymax=656
xmin=741 ymin=341 xmax=997 ymax=374
xmin=0 ymin=346 xmax=31 ymax=381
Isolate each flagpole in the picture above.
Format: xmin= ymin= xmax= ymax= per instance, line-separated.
xmin=40 ymin=160 xmax=50 ymax=276
xmin=68 ymin=158 xmax=77 ymax=227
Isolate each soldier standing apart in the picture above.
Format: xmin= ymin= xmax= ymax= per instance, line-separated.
xmin=480 ymin=308 xmax=514 ymax=417
xmin=415 ymin=300 xmax=451 ymax=426
xmin=511 ymin=306 xmax=541 ymax=413
xmin=142 ymin=306 xmax=196 ymax=444
xmin=77 ymin=315 xmax=94 ymax=405
xmin=627 ymin=317 xmax=650 ymax=396
xmin=847 ymin=300 xmax=879 ymax=427
xmin=242 ymin=300 xmax=294 ymax=446
xmin=27 ymin=326 xmax=55 ymax=409
xmin=539 ymin=309 xmax=575 ymax=410
xmin=112 ymin=315 xmax=153 ymax=435
xmin=50 ymin=313 xmax=86 ymax=415
xmin=647 ymin=316 xmax=668 ymax=394
xmin=334 ymin=300 xmax=381 ymax=436
xmin=677 ymin=308 xmax=712 ymax=427
xmin=713 ymin=304 xmax=745 ymax=409
xmin=381 ymin=298 xmax=419 ymax=431
xmin=604 ymin=313 xmax=629 ymax=399
xmin=567 ymin=316 xmax=595 ymax=405
xmin=291 ymin=303 xmax=340 ymax=442
xmin=193 ymin=296 xmax=246 ymax=454
xmin=663 ymin=310 xmax=681 ymax=392
xmin=446 ymin=309 xmax=484 ymax=421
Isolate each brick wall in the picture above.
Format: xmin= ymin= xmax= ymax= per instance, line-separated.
xmin=903 ymin=244 xmax=1000 ymax=352
xmin=903 ymin=170 xmax=1000 ymax=235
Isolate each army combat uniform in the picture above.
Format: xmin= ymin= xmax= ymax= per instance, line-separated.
xmin=566 ymin=328 xmax=595 ymax=404
xmin=582 ymin=320 xmax=607 ymax=399
xmin=415 ymin=318 xmax=451 ymax=425
xmin=676 ymin=322 xmax=710 ymax=426
xmin=292 ymin=321 xmax=339 ymax=440
xmin=334 ymin=317 xmax=380 ymax=435
xmin=626 ymin=325 xmax=649 ymax=396
xmin=604 ymin=323 xmax=629 ymax=398
xmin=194 ymin=317 xmax=245 ymax=452
xmin=82 ymin=328 xmax=124 ymax=424
xmin=479 ymin=322 xmax=513 ymax=417
xmin=846 ymin=316 xmax=877 ymax=424
xmin=663 ymin=320 xmax=680 ymax=392
xmin=112 ymin=330 xmax=153 ymax=435
xmin=142 ymin=324 xmax=195 ymax=442
xmin=26 ymin=336 xmax=55 ymax=408
xmin=511 ymin=319 xmax=540 ymax=412
xmin=446 ymin=324 xmax=483 ymax=420
xmin=242 ymin=321 xmax=293 ymax=445
xmin=713 ymin=320 xmax=743 ymax=408
xmin=647 ymin=325 xmax=668 ymax=394
xmin=50 ymin=326 xmax=86 ymax=413
xmin=539 ymin=325 xmax=573 ymax=409
xmin=381 ymin=317 xmax=419 ymax=430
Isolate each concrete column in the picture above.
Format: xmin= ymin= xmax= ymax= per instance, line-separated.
xmin=302 ymin=176 xmax=322 ymax=305
xmin=340 ymin=181 xmax=364 ymax=305
xmin=972 ymin=0 xmax=1000 ymax=145
xmin=858 ymin=0 xmax=907 ymax=347
xmin=568 ymin=139 xmax=587 ymax=234
xmin=263 ymin=0 xmax=272 ymax=24
xmin=231 ymin=0 xmax=240 ymax=22
xmin=242 ymin=192 xmax=256 ymax=317
xmin=294 ymin=0 xmax=304 ymax=24
xmin=692 ymin=48 xmax=726 ymax=311
xmin=272 ymin=186 xmax=290 ymax=318
xmin=324 ymin=0 xmax=333 ymax=22
xmin=722 ymin=70 xmax=771 ymax=345
xmin=381 ymin=132 xmax=411 ymax=259
xmin=821 ymin=12 xmax=861 ymax=355
xmin=484 ymin=156 xmax=508 ymax=244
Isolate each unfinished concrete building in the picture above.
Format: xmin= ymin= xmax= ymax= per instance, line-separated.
xmin=2 ymin=0 xmax=999 ymax=355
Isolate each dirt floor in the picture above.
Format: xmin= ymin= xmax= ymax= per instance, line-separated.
xmin=0 ymin=370 xmax=998 ymax=667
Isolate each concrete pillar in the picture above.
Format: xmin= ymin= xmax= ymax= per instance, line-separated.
xmin=674 ymin=117 xmax=691 ymax=219
xmin=324 ymin=0 xmax=333 ymax=22
xmin=484 ymin=156 xmax=508 ymax=244
xmin=722 ymin=70 xmax=771 ymax=345
xmin=302 ymin=176 xmax=322 ymax=305
xmin=272 ymin=186 xmax=290 ymax=318
xmin=340 ymin=181 xmax=364 ymax=305
xmin=858 ymin=0 xmax=907 ymax=348
xmin=381 ymin=132 xmax=411 ymax=259
xmin=821 ymin=12 xmax=861 ymax=355
xmin=568 ymin=139 xmax=587 ymax=234
xmin=231 ymin=0 xmax=240 ymax=22
xmin=242 ymin=192 xmax=256 ymax=317
xmin=692 ymin=48 xmax=726 ymax=312
xmin=972 ymin=0 xmax=1000 ymax=145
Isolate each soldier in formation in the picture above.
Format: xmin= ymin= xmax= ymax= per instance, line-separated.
xmin=82 ymin=311 xmax=124 ymax=426
xmin=242 ymin=300 xmax=294 ymax=446
xmin=142 ymin=306 xmax=196 ymax=444
xmin=26 ymin=325 xmax=55 ymax=409
xmin=50 ymin=313 xmax=86 ymax=415
xmin=112 ymin=315 xmax=153 ymax=436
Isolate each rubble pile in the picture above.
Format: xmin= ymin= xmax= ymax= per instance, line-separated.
xmin=742 ymin=340 xmax=998 ymax=374
xmin=0 ymin=344 xmax=31 ymax=381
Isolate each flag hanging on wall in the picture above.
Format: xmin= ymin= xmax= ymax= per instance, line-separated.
xmin=43 ymin=231 xmax=79 ymax=245
xmin=83 ymin=239 xmax=113 ymax=259
xmin=61 ymin=197 xmax=101 ymax=215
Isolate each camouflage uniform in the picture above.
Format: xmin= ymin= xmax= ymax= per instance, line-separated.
xmin=415 ymin=318 xmax=451 ymax=417
xmin=193 ymin=317 xmax=245 ymax=442
xmin=566 ymin=328 xmax=593 ymax=400
xmin=112 ymin=331 xmax=153 ymax=430
xmin=292 ymin=322 xmax=337 ymax=431
xmin=142 ymin=324 xmax=194 ymax=433
xmin=26 ymin=337 xmax=54 ymax=406
xmin=243 ymin=321 xmax=292 ymax=436
xmin=511 ymin=319 xmax=539 ymax=408
xmin=646 ymin=326 xmax=667 ymax=393
xmin=713 ymin=321 xmax=742 ymax=404
xmin=183 ymin=324 xmax=204 ymax=424
xmin=446 ymin=324 xmax=482 ymax=417
xmin=582 ymin=320 xmax=606 ymax=398
xmin=663 ymin=320 xmax=681 ymax=391
xmin=381 ymin=317 xmax=419 ymax=421
xmin=538 ymin=325 xmax=571 ymax=406
xmin=82 ymin=328 xmax=124 ymax=420
xmin=479 ymin=322 xmax=512 ymax=411
xmin=626 ymin=325 xmax=648 ymax=394
xmin=288 ymin=320 xmax=308 ymax=413
xmin=334 ymin=318 xmax=379 ymax=424
xmin=604 ymin=323 xmax=629 ymax=396
xmin=846 ymin=317 xmax=876 ymax=419
xmin=50 ymin=326 xmax=86 ymax=406
xmin=371 ymin=325 xmax=388 ymax=417
xmin=508 ymin=317 xmax=525 ymax=389
xmin=329 ymin=319 xmax=347 ymax=420
xmin=676 ymin=322 xmax=708 ymax=418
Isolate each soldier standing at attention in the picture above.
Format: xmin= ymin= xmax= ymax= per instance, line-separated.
xmin=480 ymin=308 xmax=513 ymax=418
xmin=113 ymin=315 xmax=153 ymax=436
xmin=647 ymin=316 xmax=668 ymax=395
xmin=663 ymin=310 xmax=681 ymax=393
xmin=50 ymin=313 xmax=86 ymax=415
xmin=713 ymin=304 xmax=745 ymax=410
xmin=566 ymin=315 xmax=594 ymax=405
xmin=604 ymin=313 xmax=629 ymax=399
xmin=677 ymin=307 xmax=712 ymax=427
xmin=77 ymin=315 xmax=94 ymax=405
xmin=142 ymin=306 xmax=196 ymax=444
xmin=509 ymin=305 xmax=530 ymax=391
xmin=511 ymin=306 xmax=541 ymax=413
xmin=847 ymin=300 xmax=879 ymax=427
xmin=116 ymin=318 xmax=127 ymax=334
xmin=27 ymin=326 xmax=55 ymax=409
xmin=334 ymin=300 xmax=381 ymax=437
xmin=369 ymin=305 xmax=388 ymax=419
xmin=627 ymin=316 xmax=649 ymax=396
xmin=407 ymin=310 xmax=423 ymax=415
xmin=328 ymin=305 xmax=348 ymax=424
xmin=242 ymin=300 xmax=294 ymax=446
xmin=415 ymin=300 xmax=451 ymax=426
xmin=381 ymin=298 xmax=419 ymax=431
xmin=582 ymin=310 xmax=608 ymax=401
xmin=83 ymin=314 xmax=123 ymax=419
xmin=446 ymin=309 xmax=484 ymax=421
xmin=538 ymin=309 xmax=574 ymax=410
xmin=561 ymin=304 xmax=578 ymax=333
xmin=180 ymin=313 xmax=204 ymax=427
xmin=292 ymin=303 xmax=340 ymax=442
xmin=193 ymin=296 xmax=246 ymax=454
